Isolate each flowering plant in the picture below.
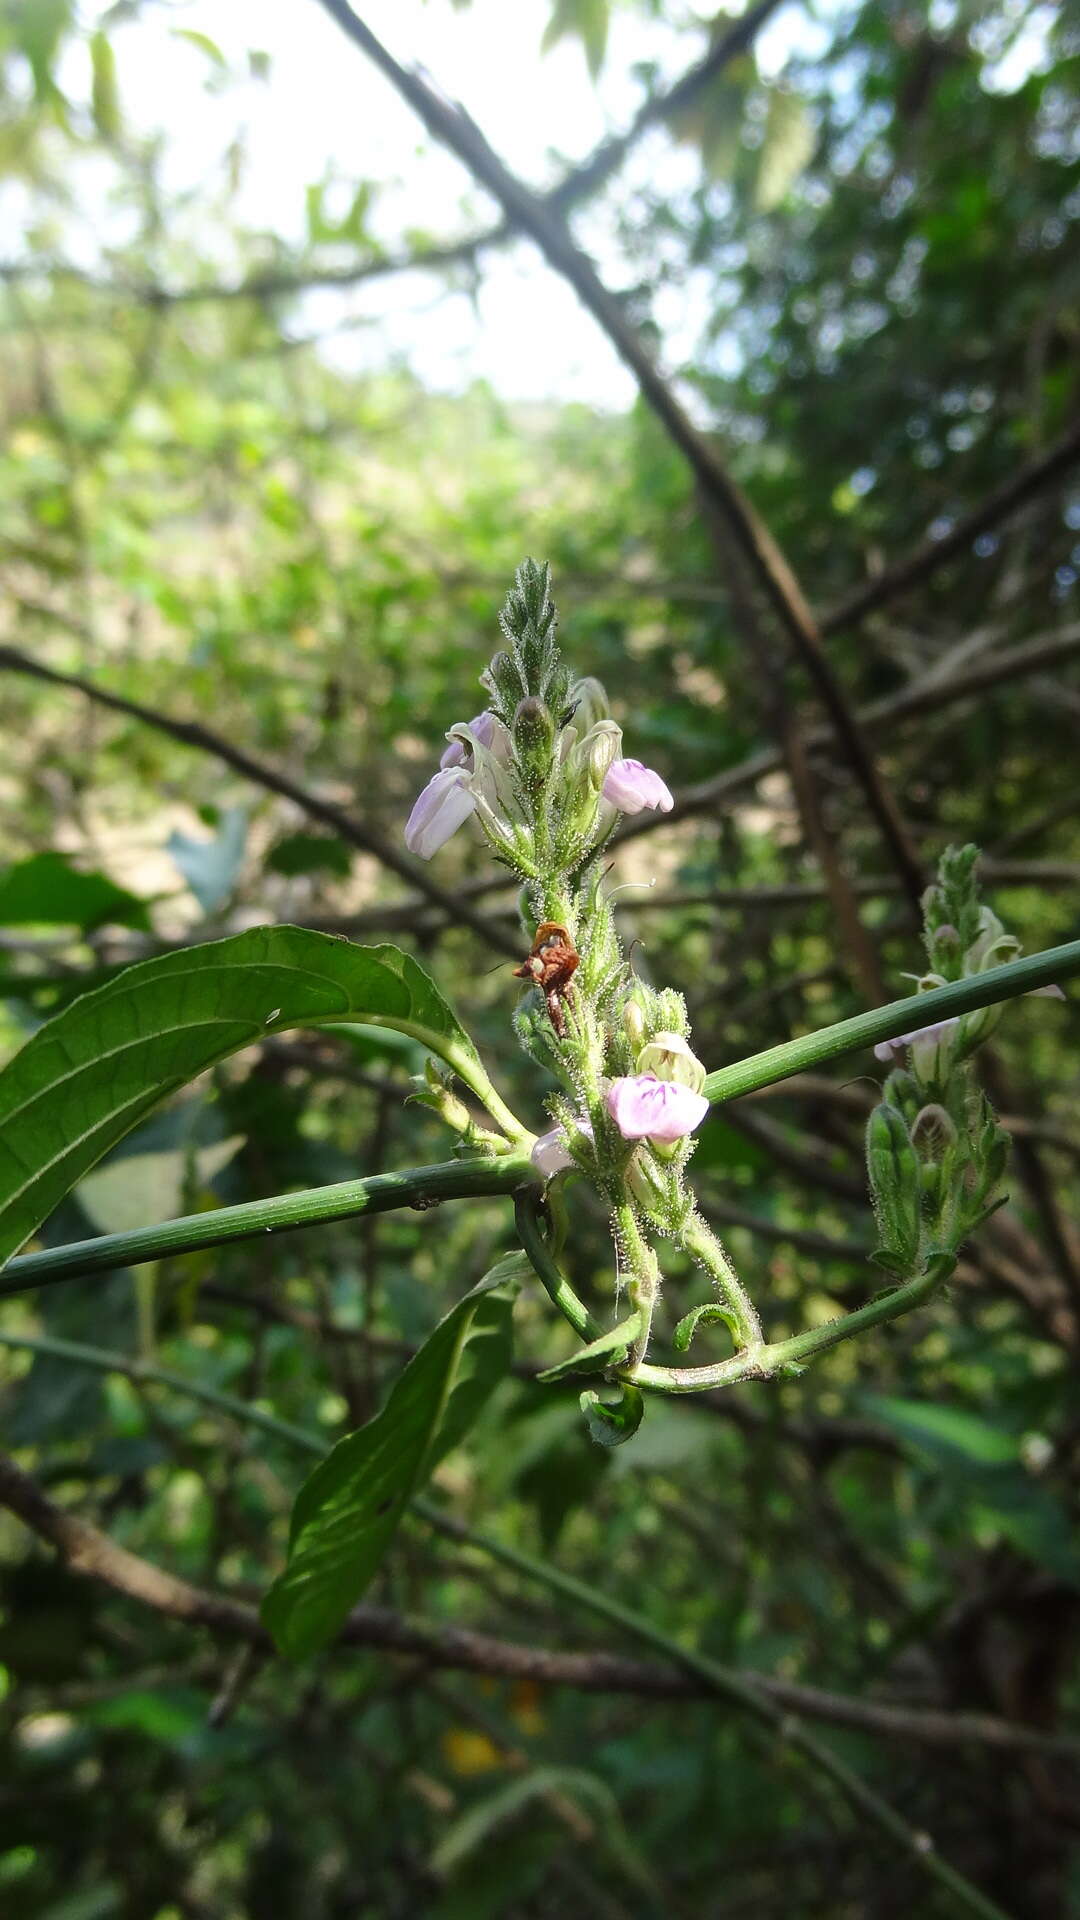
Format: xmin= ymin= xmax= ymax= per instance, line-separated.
xmin=1 ymin=559 xmax=1071 ymax=1661
xmin=398 ymin=562 xmax=1066 ymax=1444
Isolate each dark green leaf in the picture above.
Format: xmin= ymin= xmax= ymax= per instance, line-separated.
xmin=537 ymin=1311 xmax=640 ymax=1380
xmin=580 ymin=1381 xmax=645 ymax=1449
xmin=0 ymin=853 xmax=149 ymax=932
xmin=266 ymin=831 xmax=352 ymax=879
xmin=262 ymin=1261 xmax=521 ymax=1658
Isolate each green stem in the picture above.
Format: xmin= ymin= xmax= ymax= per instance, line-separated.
xmin=411 ymin=1498 xmax=1010 ymax=1920
xmin=0 ymin=1329 xmax=323 ymax=1456
xmin=6 ymin=941 xmax=1073 ymax=1299
xmin=0 ymin=1154 xmax=536 ymax=1295
xmin=514 ymin=1187 xmax=603 ymax=1344
xmin=440 ymin=1041 xmax=534 ymax=1147
xmin=629 ymin=1254 xmax=955 ymax=1395
xmin=613 ymin=1199 xmax=660 ymax=1367
xmin=703 ymin=939 xmax=1079 ymax=1105
xmin=680 ymin=1213 xmax=762 ymax=1350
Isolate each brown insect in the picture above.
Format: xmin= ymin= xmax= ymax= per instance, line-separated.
xmin=513 ymin=922 xmax=579 ymax=1038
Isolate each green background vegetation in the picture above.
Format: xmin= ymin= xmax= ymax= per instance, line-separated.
xmin=0 ymin=1 xmax=1077 ymax=1914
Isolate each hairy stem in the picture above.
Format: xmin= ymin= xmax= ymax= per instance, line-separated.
xmin=680 ymin=1213 xmax=763 ymax=1350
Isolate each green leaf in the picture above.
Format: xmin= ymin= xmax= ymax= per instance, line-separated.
xmin=754 ymin=89 xmax=816 ymax=212
xmin=0 ymin=926 xmax=479 ymax=1269
xmin=171 ymin=27 xmax=227 ymax=69
xmin=672 ymin=1301 xmax=736 ymax=1351
xmin=861 ymin=1394 xmax=1020 ymax=1468
xmin=0 ymin=852 xmax=149 ymax=932
xmin=541 ymin=0 xmax=609 ymax=80
xmin=580 ymin=1381 xmax=645 ymax=1449
xmin=430 ymin=1767 xmax=625 ymax=1880
xmin=89 ymin=31 xmax=120 ymax=140
xmin=537 ymin=1311 xmax=641 ymax=1380
xmin=266 ymin=831 xmax=352 ymax=879
xmin=262 ymin=1261 xmax=522 ymax=1658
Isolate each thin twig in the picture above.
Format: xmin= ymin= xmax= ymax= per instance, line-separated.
xmin=0 ymin=3 xmax=780 ymax=312
xmin=822 ymin=418 xmax=1080 ymax=633
xmin=0 ymin=641 xmax=519 ymax=957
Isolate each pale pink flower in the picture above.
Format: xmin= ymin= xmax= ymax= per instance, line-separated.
xmin=601 ymin=758 xmax=674 ymax=816
xmin=874 ymin=1019 xmax=956 ymax=1067
xmin=440 ymin=711 xmax=510 ymax=769
xmin=874 ymin=986 xmax=1064 ymax=1066
xmin=531 ymin=1119 xmax=593 ymax=1178
xmin=404 ymin=766 xmax=475 ymax=859
xmin=606 ymin=1074 xmax=708 ymax=1143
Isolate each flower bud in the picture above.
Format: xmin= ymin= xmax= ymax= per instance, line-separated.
xmin=635 ymin=1030 xmax=706 ymax=1095
xmin=910 ymin=1102 xmax=957 ymax=1160
xmin=625 ymin=1148 xmax=668 ymax=1216
xmin=483 ymin=650 xmax=523 ymax=714
xmin=570 ymin=719 xmax=623 ymax=789
xmin=866 ymin=1102 xmax=923 ymax=1273
xmin=566 ymin=676 xmax=609 ymax=736
xmin=512 ymin=696 xmax=555 ymax=779
xmin=623 ymin=996 xmax=648 ymax=1049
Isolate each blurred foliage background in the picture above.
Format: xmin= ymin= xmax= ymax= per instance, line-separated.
xmin=0 ymin=0 xmax=1078 ymax=1914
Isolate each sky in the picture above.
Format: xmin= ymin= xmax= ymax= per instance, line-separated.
xmin=57 ymin=0 xmax=820 ymax=408
xmin=29 ymin=0 xmax=1062 ymax=408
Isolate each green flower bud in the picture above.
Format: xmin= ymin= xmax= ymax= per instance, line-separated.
xmin=576 ymin=719 xmax=623 ymax=788
xmin=635 ymin=1030 xmax=706 ymax=1095
xmin=909 ymin=1103 xmax=958 ymax=1161
xmin=882 ymin=1068 xmax=921 ymax=1121
xmin=866 ymin=1102 xmax=923 ymax=1273
xmin=625 ymin=1148 xmax=691 ymax=1231
xmin=512 ymin=695 xmax=555 ymax=784
xmin=623 ymin=997 xmax=647 ymax=1049
xmin=482 ymin=649 xmax=523 ymax=716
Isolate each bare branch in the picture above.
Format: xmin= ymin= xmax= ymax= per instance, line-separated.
xmin=315 ymin=0 xmax=925 ymax=915
xmin=0 ymin=3 xmax=780 ymax=311
xmin=0 ymin=640 xmax=519 ymax=957
xmin=823 ymin=418 xmax=1080 ymax=634
xmin=0 ymin=1446 xmax=1075 ymax=1761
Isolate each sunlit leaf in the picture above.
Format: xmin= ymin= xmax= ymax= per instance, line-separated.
xmin=89 ymin=31 xmax=120 ymax=141
xmin=0 ymin=927 xmax=479 ymax=1268
xmin=754 ymin=88 xmax=816 ymax=211
xmin=541 ymin=0 xmax=609 ymax=80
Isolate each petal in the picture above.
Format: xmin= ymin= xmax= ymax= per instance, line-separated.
xmin=441 ymin=710 xmax=511 ymax=769
xmin=404 ymin=767 xmax=476 ymax=859
xmin=531 ymin=1118 xmax=593 ymax=1178
xmin=531 ymin=1127 xmax=574 ymax=1178
xmin=602 ymin=758 xmax=674 ymax=815
xmin=606 ymin=1075 xmax=708 ymax=1143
